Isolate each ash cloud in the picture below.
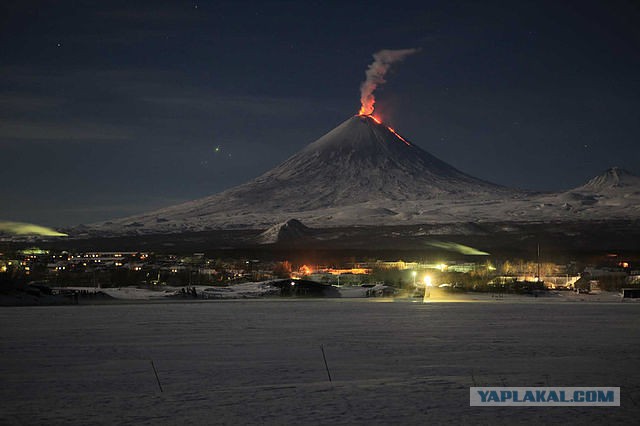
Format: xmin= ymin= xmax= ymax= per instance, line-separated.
xmin=359 ymin=48 xmax=419 ymax=116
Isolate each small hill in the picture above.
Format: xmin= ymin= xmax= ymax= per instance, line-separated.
xmin=258 ymin=219 xmax=314 ymax=244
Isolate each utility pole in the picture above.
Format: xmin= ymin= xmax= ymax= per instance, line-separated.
xmin=536 ymin=243 xmax=541 ymax=281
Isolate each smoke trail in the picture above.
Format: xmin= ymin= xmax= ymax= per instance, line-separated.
xmin=359 ymin=48 xmax=419 ymax=116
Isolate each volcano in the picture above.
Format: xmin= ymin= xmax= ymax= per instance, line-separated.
xmin=89 ymin=116 xmax=639 ymax=234
xmin=231 ymin=115 xmax=509 ymax=208
xmin=94 ymin=115 xmax=510 ymax=232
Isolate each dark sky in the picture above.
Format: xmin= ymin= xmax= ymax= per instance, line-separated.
xmin=2 ymin=0 xmax=639 ymax=227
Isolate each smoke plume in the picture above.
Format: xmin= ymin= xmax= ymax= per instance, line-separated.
xmin=359 ymin=48 xmax=419 ymax=116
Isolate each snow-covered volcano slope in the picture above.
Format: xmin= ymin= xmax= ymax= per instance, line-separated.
xmin=88 ymin=117 xmax=639 ymax=234
xmin=572 ymin=166 xmax=640 ymax=193
xmin=533 ymin=167 xmax=640 ymax=218
xmin=254 ymin=115 xmax=509 ymax=204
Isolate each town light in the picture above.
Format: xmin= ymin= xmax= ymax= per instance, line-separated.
xmin=423 ymin=275 xmax=431 ymax=303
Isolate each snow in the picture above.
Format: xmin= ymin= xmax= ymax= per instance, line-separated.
xmin=61 ymin=283 xmax=281 ymax=300
xmin=1 ymin=299 xmax=639 ymax=424
xmin=574 ymin=167 xmax=640 ymax=192
xmin=100 ymin=287 xmax=171 ymax=300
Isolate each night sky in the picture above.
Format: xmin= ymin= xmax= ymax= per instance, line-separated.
xmin=2 ymin=0 xmax=639 ymax=227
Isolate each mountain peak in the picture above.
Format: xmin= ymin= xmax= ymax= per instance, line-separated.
xmin=578 ymin=167 xmax=640 ymax=192
xmin=259 ymin=115 xmax=506 ymax=202
xmin=302 ymin=114 xmax=411 ymax=153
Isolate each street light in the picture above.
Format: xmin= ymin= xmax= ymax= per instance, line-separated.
xmin=423 ymin=276 xmax=432 ymax=303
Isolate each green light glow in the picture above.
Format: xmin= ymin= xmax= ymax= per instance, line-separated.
xmin=0 ymin=221 xmax=68 ymax=237
xmin=19 ymin=248 xmax=50 ymax=255
xmin=426 ymin=241 xmax=490 ymax=256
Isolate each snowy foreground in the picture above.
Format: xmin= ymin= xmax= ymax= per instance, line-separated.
xmin=97 ymin=284 xmax=637 ymax=303
xmin=1 ymin=300 xmax=639 ymax=425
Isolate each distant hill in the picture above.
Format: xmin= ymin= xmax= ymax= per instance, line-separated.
xmin=258 ymin=219 xmax=314 ymax=244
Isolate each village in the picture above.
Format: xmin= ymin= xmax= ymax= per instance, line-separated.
xmin=2 ymin=247 xmax=639 ymax=301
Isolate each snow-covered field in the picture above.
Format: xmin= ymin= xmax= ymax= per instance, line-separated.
xmin=76 ymin=282 xmax=281 ymax=300
xmin=1 ymin=300 xmax=639 ymax=424
xmin=65 ymin=284 xmax=640 ymax=303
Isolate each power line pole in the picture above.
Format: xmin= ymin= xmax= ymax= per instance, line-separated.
xmin=536 ymin=243 xmax=541 ymax=281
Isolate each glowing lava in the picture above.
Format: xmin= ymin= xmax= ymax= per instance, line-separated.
xmin=386 ymin=125 xmax=411 ymax=146
xmin=358 ymin=104 xmax=373 ymax=116
xmin=357 ymin=114 xmax=411 ymax=146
